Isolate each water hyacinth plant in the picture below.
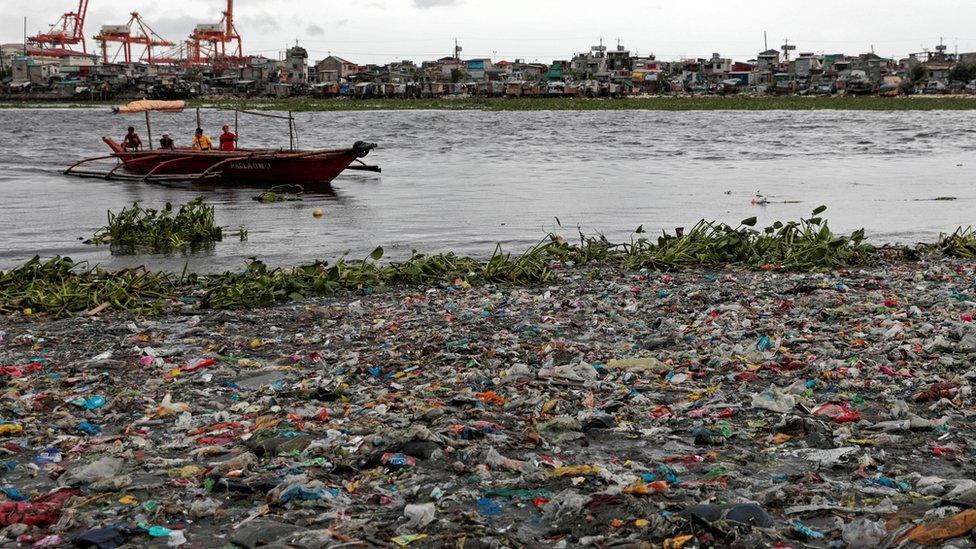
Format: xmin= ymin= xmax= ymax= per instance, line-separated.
xmin=544 ymin=206 xmax=874 ymax=271
xmin=91 ymin=197 xmax=227 ymax=252
xmin=937 ymin=227 xmax=976 ymax=258
xmin=627 ymin=206 xmax=874 ymax=270
xmin=0 ymin=256 xmax=179 ymax=315
xmin=2 ymin=206 xmax=969 ymax=317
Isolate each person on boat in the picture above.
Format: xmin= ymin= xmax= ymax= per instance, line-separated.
xmin=159 ymin=133 xmax=175 ymax=150
xmin=192 ymin=128 xmax=213 ymax=151
xmin=122 ymin=127 xmax=142 ymax=151
xmin=219 ymin=125 xmax=237 ymax=151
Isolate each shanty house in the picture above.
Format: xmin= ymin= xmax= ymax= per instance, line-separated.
xmin=315 ymin=56 xmax=362 ymax=81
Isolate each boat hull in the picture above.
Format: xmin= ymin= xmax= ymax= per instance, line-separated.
xmin=101 ymin=137 xmax=372 ymax=187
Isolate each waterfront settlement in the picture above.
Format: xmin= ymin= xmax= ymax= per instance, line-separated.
xmin=2 ymin=39 xmax=976 ymax=101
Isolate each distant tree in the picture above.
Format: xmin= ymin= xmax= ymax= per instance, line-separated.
xmin=450 ymin=68 xmax=463 ymax=83
xmin=909 ymin=64 xmax=929 ymax=84
xmin=949 ymin=62 xmax=976 ymax=82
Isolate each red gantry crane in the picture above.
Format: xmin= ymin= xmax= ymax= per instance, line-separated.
xmin=93 ymin=12 xmax=175 ymax=64
xmin=187 ymin=0 xmax=244 ymax=68
xmin=28 ymin=0 xmax=90 ymax=53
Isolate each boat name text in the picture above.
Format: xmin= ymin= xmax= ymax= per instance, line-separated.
xmin=230 ymin=162 xmax=271 ymax=170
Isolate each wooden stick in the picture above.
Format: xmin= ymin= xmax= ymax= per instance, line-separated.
xmin=145 ymin=111 xmax=153 ymax=151
xmin=288 ymin=112 xmax=294 ymax=151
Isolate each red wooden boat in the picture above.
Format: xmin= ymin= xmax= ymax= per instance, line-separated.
xmin=65 ymin=100 xmax=380 ymax=188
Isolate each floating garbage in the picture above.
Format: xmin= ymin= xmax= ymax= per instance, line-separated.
xmin=1 ymin=254 xmax=975 ymax=545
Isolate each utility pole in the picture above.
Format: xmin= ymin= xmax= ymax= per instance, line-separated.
xmin=24 ymin=17 xmax=28 ymax=55
xmin=781 ymin=38 xmax=795 ymax=61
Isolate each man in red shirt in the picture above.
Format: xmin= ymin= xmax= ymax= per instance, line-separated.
xmin=219 ymin=125 xmax=237 ymax=151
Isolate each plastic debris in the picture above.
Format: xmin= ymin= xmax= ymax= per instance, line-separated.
xmin=842 ymin=518 xmax=887 ymax=548
xmin=2 ymin=260 xmax=976 ymax=545
xmin=403 ymin=502 xmax=436 ymax=529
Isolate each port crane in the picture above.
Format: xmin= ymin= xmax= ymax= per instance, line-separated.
xmin=28 ymin=0 xmax=244 ymax=68
xmin=28 ymin=0 xmax=90 ymax=53
xmin=187 ymin=0 xmax=244 ymax=68
xmin=93 ymin=12 xmax=174 ymax=64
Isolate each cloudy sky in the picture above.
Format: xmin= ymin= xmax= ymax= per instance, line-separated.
xmin=4 ymin=0 xmax=976 ymax=64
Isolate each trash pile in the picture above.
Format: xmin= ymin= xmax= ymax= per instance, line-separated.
xmin=2 ymin=257 xmax=976 ymax=547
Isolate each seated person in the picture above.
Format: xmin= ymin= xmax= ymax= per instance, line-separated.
xmin=122 ymin=127 xmax=142 ymax=151
xmin=192 ymin=128 xmax=213 ymax=151
xmin=159 ymin=133 xmax=175 ymax=150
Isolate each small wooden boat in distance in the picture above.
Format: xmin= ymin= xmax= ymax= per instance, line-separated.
xmin=65 ymin=100 xmax=380 ymax=189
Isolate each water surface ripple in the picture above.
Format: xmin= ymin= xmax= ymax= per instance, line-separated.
xmin=1 ymin=108 xmax=974 ymax=272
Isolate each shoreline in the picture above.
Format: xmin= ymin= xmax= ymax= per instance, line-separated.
xmin=2 ymin=255 xmax=975 ymax=545
xmin=1 ymin=218 xmax=972 ymax=317
xmin=5 ymin=95 xmax=976 ymax=111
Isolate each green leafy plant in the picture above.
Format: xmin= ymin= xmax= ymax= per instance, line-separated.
xmin=91 ymin=197 xmax=226 ymax=252
xmin=5 ymin=209 xmax=966 ymax=318
xmin=937 ymin=227 xmax=976 ymax=258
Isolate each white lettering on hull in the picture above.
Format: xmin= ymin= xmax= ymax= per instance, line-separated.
xmin=229 ymin=162 xmax=271 ymax=170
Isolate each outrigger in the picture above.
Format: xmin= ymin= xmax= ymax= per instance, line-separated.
xmin=65 ymin=100 xmax=380 ymax=189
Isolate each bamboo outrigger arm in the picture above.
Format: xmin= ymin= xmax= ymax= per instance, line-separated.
xmin=105 ymin=153 xmax=168 ymax=179
xmin=140 ymin=155 xmax=207 ymax=182
xmin=64 ymin=154 xmax=122 ymax=175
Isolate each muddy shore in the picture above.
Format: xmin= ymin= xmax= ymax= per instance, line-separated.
xmin=2 ymin=258 xmax=976 ymax=547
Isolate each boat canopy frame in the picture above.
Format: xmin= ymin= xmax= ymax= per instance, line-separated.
xmin=113 ymin=100 xmax=301 ymax=152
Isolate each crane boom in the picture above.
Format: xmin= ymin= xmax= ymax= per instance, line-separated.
xmin=186 ymin=0 xmax=244 ymax=69
xmin=28 ymin=0 xmax=89 ymax=53
xmin=94 ymin=12 xmax=175 ymax=64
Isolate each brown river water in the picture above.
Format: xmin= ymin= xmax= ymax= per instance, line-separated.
xmin=1 ymin=107 xmax=975 ymax=273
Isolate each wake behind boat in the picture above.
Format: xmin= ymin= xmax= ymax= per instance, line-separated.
xmin=65 ymin=100 xmax=380 ymax=189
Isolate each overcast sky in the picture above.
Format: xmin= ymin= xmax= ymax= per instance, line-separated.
xmin=4 ymin=0 xmax=976 ymax=64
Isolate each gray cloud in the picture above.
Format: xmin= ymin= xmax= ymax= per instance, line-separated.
xmin=413 ymin=0 xmax=461 ymax=8
xmin=239 ymin=15 xmax=281 ymax=33
xmin=307 ymin=24 xmax=325 ymax=36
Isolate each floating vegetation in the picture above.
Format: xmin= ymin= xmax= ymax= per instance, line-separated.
xmin=253 ymin=184 xmax=304 ymax=203
xmin=624 ymin=207 xmax=875 ymax=270
xmin=542 ymin=207 xmax=874 ymax=271
xmin=201 ymin=244 xmax=555 ymax=310
xmin=0 ymin=256 xmax=179 ymax=315
xmin=937 ymin=227 xmax=976 ymax=258
xmin=91 ymin=198 xmax=225 ymax=251
xmin=3 ymin=209 xmax=971 ymax=317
